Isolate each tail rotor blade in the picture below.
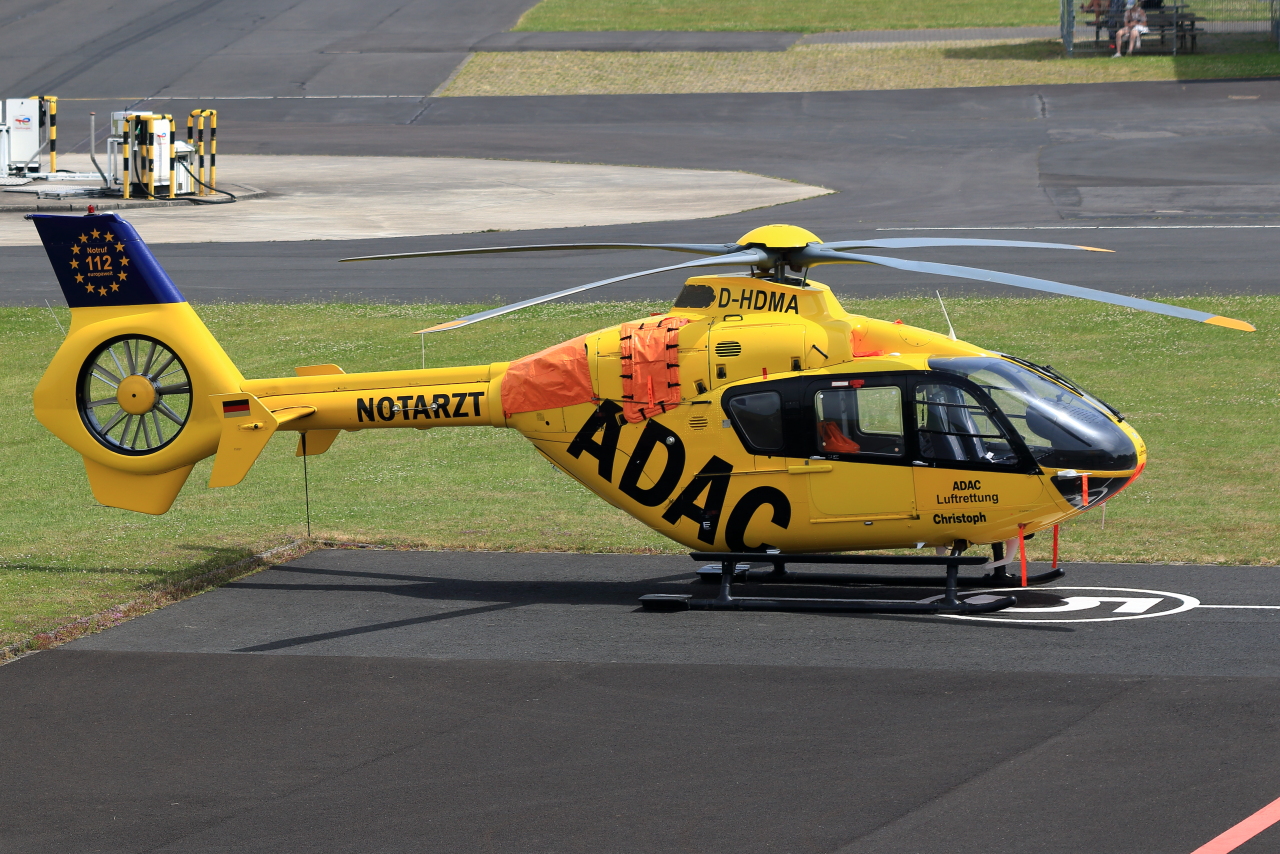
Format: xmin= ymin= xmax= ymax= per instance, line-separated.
xmin=342 ymin=242 xmax=736 ymax=263
xmin=413 ymin=248 xmax=770 ymax=333
xmin=801 ymin=247 xmax=1255 ymax=331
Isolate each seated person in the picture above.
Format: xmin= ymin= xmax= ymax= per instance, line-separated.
xmin=819 ymin=420 xmax=861 ymax=454
xmin=1105 ymin=0 xmax=1126 ymax=48
xmin=1114 ymin=0 xmax=1148 ymax=55
xmin=1081 ymin=0 xmax=1108 ymax=26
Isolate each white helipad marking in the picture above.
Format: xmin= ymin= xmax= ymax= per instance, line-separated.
xmin=948 ymin=586 xmax=1200 ymax=623
xmin=1005 ymin=596 xmax=1162 ymax=614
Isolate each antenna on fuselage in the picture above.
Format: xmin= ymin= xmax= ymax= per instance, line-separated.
xmin=936 ymin=290 xmax=957 ymax=340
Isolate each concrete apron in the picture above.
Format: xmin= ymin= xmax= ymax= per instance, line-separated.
xmin=0 ymin=154 xmax=831 ymax=246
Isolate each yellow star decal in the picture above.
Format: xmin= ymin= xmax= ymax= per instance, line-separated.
xmin=115 ymin=243 xmax=125 ymax=252
xmin=69 ymin=259 xmax=79 ymax=269
xmin=90 ymin=229 xmax=100 ymax=239
xmin=110 ymin=282 xmax=120 ymax=292
xmin=84 ymin=283 xmax=94 ymax=292
xmin=118 ymin=271 xmax=127 ymax=281
xmin=75 ymin=274 xmax=84 ymax=283
xmin=79 ymin=234 xmax=88 ymax=243
xmin=70 ymin=245 xmax=80 ymax=254
xmin=119 ymin=256 xmax=129 ymax=266
xmin=104 ymin=232 xmax=114 ymax=242
xmin=97 ymin=287 xmax=107 ymax=296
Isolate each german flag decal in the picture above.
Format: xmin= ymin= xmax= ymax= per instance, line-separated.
xmin=222 ymin=399 xmax=251 ymax=417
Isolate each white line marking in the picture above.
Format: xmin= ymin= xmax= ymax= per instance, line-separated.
xmin=59 ymin=95 xmax=430 ymax=101
xmin=1197 ymin=605 xmax=1280 ymax=609
xmin=876 ymin=225 xmax=1280 ymax=230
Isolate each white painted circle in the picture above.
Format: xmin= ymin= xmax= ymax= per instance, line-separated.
xmin=948 ymin=586 xmax=1200 ymax=623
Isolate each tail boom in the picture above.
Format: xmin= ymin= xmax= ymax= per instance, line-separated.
xmin=207 ymin=365 xmax=508 ymax=487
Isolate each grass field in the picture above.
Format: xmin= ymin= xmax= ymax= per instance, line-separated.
xmin=514 ymin=0 xmax=1061 ymax=31
xmin=444 ymin=38 xmax=1280 ymax=97
xmin=2 ymin=295 xmax=1277 ymax=651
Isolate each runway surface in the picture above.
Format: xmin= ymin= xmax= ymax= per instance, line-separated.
xmin=5 ymin=549 xmax=1280 ymax=853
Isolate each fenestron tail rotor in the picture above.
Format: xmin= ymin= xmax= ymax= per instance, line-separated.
xmin=336 ymin=223 xmax=1254 ymax=334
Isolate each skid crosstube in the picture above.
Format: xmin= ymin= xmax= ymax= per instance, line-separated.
xmin=640 ymin=551 xmax=1032 ymax=615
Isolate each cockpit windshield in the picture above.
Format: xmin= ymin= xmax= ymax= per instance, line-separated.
xmin=929 ymin=356 xmax=1138 ymax=472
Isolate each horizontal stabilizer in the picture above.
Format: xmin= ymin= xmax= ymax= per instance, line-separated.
xmin=208 ymin=394 xmax=308 ymax=487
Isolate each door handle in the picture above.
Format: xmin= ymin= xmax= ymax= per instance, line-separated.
xmin=788 ymin=464 xmax=833 ymax=474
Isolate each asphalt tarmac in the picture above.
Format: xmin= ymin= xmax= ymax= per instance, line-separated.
xmin=4 ymin=80 xmax=1278 ymax=305
xmin=4 ymin=550 xmax=1280 ymax=853
xmin=4 ymin=5 xmax=1279 ymax=853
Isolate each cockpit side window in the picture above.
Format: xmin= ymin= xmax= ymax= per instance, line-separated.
xmin=914 ymin=381 xmax=1019 ymax=466
xmin=929 ymin=356 xmax=1138 ymax=471
xmin=727 ymin=391 xmax=784 ymax=452
xmin=814 ymin=386 xmax=904 ymax=457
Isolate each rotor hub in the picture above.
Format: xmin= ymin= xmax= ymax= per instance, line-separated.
xmin=117 ymin=374 xmax=158 ymax=415
xmin=736 ymin=224 xmax=822 ymax=250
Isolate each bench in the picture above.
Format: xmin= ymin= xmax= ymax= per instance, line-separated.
xmin=1081 ymin=3 xmax=1202 ymax=53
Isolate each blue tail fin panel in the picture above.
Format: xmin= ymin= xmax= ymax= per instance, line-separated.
xmin=27 ymin=213 xmax=186 ymax=308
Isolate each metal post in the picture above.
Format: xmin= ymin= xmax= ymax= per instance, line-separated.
xmin=190 ymin=110 xmax=205 ymax=195
xmin=206 ymin=110 xmax=217 ymax=192
xmin=146 ymin=116 xmax=156 ymax=199
xmin=1018 ymin=524 xmax=1028 ymax=587
xmin=1061 ymin=0 xmax=1076 ymax=56
xmin=122 ymin=117 xmax=132 ymax=199
xmin=165 ymin=113 xmax=175 ymax=199
xmin=46 ymin=96 xmax=56 ymax=173
xmin=87 ymin=112 xmax=108 ymax=188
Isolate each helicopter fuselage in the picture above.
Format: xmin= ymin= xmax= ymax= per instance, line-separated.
xmin=232 ymin=273 xmax=1146 ymax=553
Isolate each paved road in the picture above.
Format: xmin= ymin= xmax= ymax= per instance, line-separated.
xmin=5 ymin=81 xmax=1279 ymax=305
xmin=4 ymin=550 xmax=1280 ymax=853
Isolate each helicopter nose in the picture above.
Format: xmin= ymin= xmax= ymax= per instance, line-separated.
xmin=1126 ymin=423 xmax=1148 ymax=470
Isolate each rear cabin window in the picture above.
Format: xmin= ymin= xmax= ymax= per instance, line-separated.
xmin=814 ymin=386 xmax=904 ymax=457
xmin=727 ymin=391 xmax=784 ymax=452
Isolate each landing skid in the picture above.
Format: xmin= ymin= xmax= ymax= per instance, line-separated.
xmin=640 ymin=551 xmax=1037 ymax=615
xmin=691 ymin=562 xmax=1064 ymax=588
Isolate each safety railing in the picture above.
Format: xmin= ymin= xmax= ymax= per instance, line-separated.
xmin=122 ymin=113 xmax=177 ymax=200
xmin=186 ymin=109 xmax=217 ymax=195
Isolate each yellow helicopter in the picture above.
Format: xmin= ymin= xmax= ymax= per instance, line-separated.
xmin=28 ymin=214 xmax=1254 ymax=615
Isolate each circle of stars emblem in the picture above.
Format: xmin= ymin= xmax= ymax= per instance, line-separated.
xmin=69 ymin=228 xmax=130 ymax=298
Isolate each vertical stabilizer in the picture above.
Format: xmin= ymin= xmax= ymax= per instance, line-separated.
xmin=27 ymin=213 xmax=185 ymax=307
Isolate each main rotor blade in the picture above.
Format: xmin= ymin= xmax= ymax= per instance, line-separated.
xmin=821 ymin=238 xmax=1112 ymax=252
xmin=342 ymin=242 xmax=736 ymax=263
xmin=413 ymin=249 xmax=770 ymax=334
xmin=800 ymin=247 xmax=1255 ymax=331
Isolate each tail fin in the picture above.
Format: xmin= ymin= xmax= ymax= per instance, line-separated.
xmin=30 ymin=213 xmax=245 ymax=514
xmin=27 ymin=213 xmax=186 ymax=308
